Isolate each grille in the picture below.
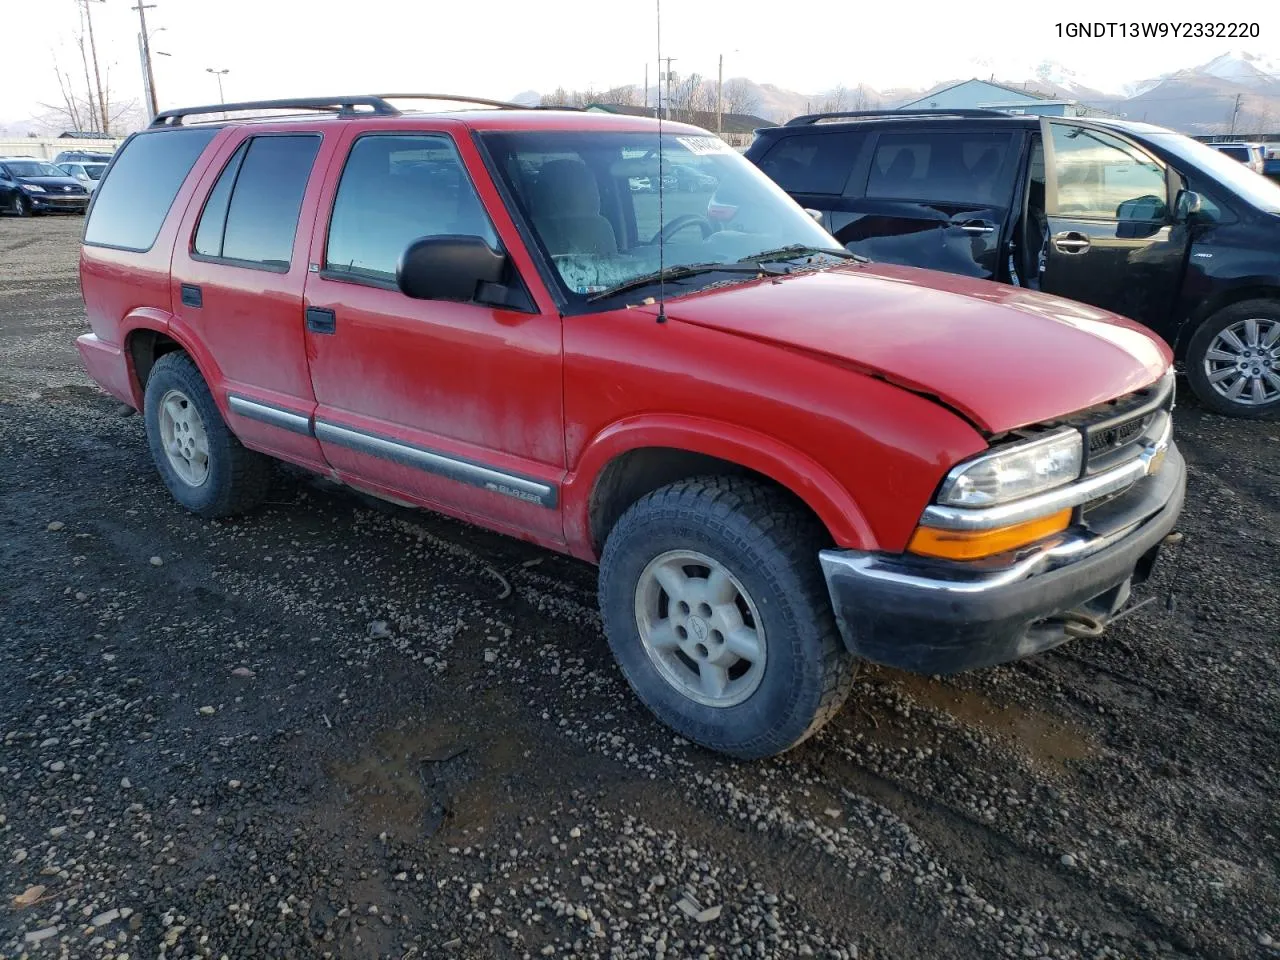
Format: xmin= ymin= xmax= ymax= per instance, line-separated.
xmin=1087 ymin=415 xmax=1149 ymax=455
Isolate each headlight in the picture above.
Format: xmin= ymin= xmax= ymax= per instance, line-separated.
xmin=937 ymin=429 xmax=1082 ymax=508
xmin=21 ymin=183 xmax=46 ymax=193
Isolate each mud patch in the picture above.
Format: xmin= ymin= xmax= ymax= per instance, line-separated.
xmin=325 ymin=706 xmax=531 ymax=844
xmin=883 ymin=669 xmax=1095 ymax=770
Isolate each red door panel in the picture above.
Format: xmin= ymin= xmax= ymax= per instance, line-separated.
xmin=170 ymin=129 xmax=339 ymax=470
xmin=300 ymin=124 xmax=566 ymax=544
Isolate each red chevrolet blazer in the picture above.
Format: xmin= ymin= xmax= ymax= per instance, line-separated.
xmin=76 ymin=95 xmax=1186 ymax=758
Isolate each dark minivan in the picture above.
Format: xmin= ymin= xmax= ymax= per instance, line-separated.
xmin=746 ymin=111 xmax=1280 ymax=418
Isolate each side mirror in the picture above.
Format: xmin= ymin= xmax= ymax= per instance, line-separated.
xmin=1174 ymin=190 xmax=1203 ymax=221
xmin=397 ymin=235 xmax=507 ymax=303
xmin=804 ymin=207 xmax=824 ymax=223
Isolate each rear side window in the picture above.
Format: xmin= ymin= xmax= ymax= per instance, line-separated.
xmin=84 ymin=128 xmax=218 ymax=251
xmin=757 ymin=132 xmax=863 ymax=194
xmin=324 ymin=134 xmax=498 ymax=284
xmin=867 ymin=131 xmax=1013 ymax=204
xmin=193 ymin=135 xmax=320 ymax=269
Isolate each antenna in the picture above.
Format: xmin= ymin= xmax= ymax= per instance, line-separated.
xmin=655 ymin=0 xmax=667 ymax=323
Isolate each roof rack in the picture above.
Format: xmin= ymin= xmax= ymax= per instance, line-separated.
xmin=150 ymin=92 xmax=549 ymax=128
xmin=784 ymin=108 xmax=1012 ymax=127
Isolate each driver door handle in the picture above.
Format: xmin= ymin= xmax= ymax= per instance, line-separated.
xmin=1053 ymin=231 xmax=1091 ymax=254
xmin=957 ymin=219 xmax=996 ymax=234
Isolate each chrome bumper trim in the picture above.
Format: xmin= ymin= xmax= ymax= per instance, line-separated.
xmin=819 ymin=521 xmax=1139 ymax=597
xmin=921 ymin=411 xmax=1172 ymax=532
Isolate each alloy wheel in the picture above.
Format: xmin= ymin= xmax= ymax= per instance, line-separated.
xmin=633 ymin=549 xmax=767 ymax=707
xmin=1202 ymin=318 xmax=1280 ymax=406
xmin=157 ymin=388 xmax=211 ymax=486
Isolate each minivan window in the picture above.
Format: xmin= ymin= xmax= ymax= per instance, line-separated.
xmin=324 ymin=134 xmax=498 ymax=284
xmin=193 ymin=135 xmax=320 ymax=269
xmin=866 ymin=132 xmax=1012 ymax=204
xmin=1048 ymin=125 xmax=1167 ymax=220
xmin=758 ymin=132 xmax=864 ymax=194
xmin=84 ymin=128 xmax=218 ymax=252
xmin=1150 ymin=132 xmax=1280 ymax=213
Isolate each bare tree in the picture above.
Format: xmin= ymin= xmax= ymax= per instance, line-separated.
xmin=723 ymin=79 xmax=760 ymax=117
xmin=670 ymin=73 xmax=714 ymax=122
xmin=540 ymin=87 xmax=572 ymax=107
xmin=35 ymin=91 xmax=145 ymax=136
xmin=851 ymin=84 xmax=878 ymax=110
xmin=598 ymin=84 xmax=639 ymax=107
xmin=818 ymin=84 xmax=849 ymax=114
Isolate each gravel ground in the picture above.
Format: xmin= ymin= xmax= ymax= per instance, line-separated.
xmin=1 ymin=215 xmax=1277 ymax=960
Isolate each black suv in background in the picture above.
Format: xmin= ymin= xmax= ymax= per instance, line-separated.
xmin=745 ymin=110 xmax=1280 ymax=418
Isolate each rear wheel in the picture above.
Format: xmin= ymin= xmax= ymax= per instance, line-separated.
xmin=1186 ymin=300 xmax=1280 ymax=418
xmin=143 ymin=352 xmax=273 ymax=516
xmin=598 ymin=476 xmax=857 ymax=759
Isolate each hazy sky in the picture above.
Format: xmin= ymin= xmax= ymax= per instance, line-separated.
xmin=1 ymin=0 xmax=1273 ymax=126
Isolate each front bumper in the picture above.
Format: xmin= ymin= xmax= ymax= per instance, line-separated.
xmin=26 ymin=190 xmax=89 ymax=212
xmin=819 ymin=442 xmax=1186 ymax=675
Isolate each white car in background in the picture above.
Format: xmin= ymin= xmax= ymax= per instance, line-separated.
xmin=1210 ymin=142 xmax=1266 ymax=175
xmin=57 ymin=161 xmax=109 ymax=192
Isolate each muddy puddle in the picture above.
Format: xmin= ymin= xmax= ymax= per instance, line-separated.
xmin=878 ymin=668 xmax=1096 ymax=770
xmin=326 ymin=711 xmax=528 ymax=842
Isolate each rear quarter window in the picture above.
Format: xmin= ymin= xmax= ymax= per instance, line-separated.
xmin=757 ymin=132 xmax=864 ymax=194
xmin=84 ymin=128 xmax=218 ymax=252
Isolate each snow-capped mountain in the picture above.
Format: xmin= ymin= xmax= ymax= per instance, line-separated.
xmin=1200 ymin=50 xmax=1280 ymax=88
xmin=963 ymin=57 xmax=1119 ymax=98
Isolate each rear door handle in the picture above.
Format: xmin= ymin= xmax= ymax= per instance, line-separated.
xmin=957 ymin=219 xmax=996 ymax=234
xmin=1053 ymin=232 xmax=1091 ymax=254
xmin=305 ymin=306 xmax=336 ymax=335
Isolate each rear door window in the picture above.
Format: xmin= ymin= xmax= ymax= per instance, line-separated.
xmin=193 ymin=134 xmax=321 ymax=269
xmin=84 ymin=128 xmax=218 ymax=251
xmin=757 ymin=132 xmax=864 ymax=194
xmin=866 ymin=131 xmax=1014 ymax=204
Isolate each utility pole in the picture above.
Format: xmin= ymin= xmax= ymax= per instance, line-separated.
xmin=644 ymin=63 xmax=649 ymax=115
xmin=661 ymin=57 xmax=676 ymax=120
xmin=132 ymin=1 xmax=160 ymax=120
xmin=716 ymin=53 xmax=723 ymax=136
xmin=80 ymin=0 xmax=109 ymax=134
xmin=1229 ymin=93 xmax=1242 ymax=136
xmin=79 ymin=0 xmax=109 ymax=133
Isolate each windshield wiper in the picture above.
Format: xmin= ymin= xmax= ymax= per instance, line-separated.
xmin=737 ymin=244 xmax=867 ymax=264
xmin=586 ymin=261 xmax=783 ymax=303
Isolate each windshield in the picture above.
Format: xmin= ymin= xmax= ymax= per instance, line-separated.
xmin=4 ymin=161 xmax=65 ymax=178
xmin=1150 ymin=133 xmax=1280 ymax=213
xmin=481 ymin=130 xmax=841 ymax=302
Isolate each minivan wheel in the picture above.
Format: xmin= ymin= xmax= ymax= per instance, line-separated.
xmin=143 ymin=352 xmax=273 ymax=516
xmin=1186 ymin=300 xmax=1280 ymax=418
xmin=598 ymin=476 xmax=857 ymax=759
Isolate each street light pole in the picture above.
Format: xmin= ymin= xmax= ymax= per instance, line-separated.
xmin=207 ymin=68 xmax=229 ymax=106
xmin=131 ymin=2 xmax=159 ymax=120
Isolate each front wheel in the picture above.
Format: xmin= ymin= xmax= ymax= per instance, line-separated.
xmin=598 ymin=477 xmax=857 ymax=759
xmin=11 ymin=194 xmax=29 ymax=217
xmin=1185 ymin=300 xmax=1280 ymax=418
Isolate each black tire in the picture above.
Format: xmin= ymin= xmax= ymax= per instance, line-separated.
xmin=1185 ymin=299 xmax=1280 ymax=419
xmin=598 ymin=476 xmax=857 ymax=759
xmin=11 ymin=194 xmax=29 ymax=217
xmin=142 ymin=352 xmax=273 ymax=517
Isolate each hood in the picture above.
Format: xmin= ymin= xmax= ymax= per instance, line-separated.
xmin=19 ymin=176 xmax=88 ymax=191
xmin=664 ymin=263 xmax=1171 ymax=435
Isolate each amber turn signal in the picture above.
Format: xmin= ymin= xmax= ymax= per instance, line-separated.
xmin=907 ymin=509 xmax=1072 ymax=561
